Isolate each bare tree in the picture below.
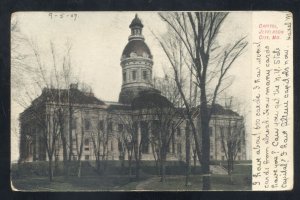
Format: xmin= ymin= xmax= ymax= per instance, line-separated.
xmin=157 ymin=12 xmax=248 ymax=189
xmin=220 ymin=97 xmax=245 ymax=183
xmin=115 ymin=112 xmax=135 ymax=176
xmin=153 ymin=67 xmax=197 ymax=185
xmin=13 ymin=33 xmax=79 ymax=179
xmin=132 ymin=91 xmax=183 ymax=182
xmin=90 ymin=113 xmax=110 ymax=174
xmin=73 ymin=109 xmax=86 ymax=177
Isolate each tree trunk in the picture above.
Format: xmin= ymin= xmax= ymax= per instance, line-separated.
xmin=193 ymin=153 xmax=197 ymax=174
xmin=135 ymin=159 xmax=140 ymax=180
xmin=48 ymin=157 xmax=53 ymax=182
xmin=160 ymin=152 xmax=166 ymax=183
xmin=128 ymin=153 xmax=132 ymax=176
xmin=96 ymin=156 xmax=100 ymax=173
xmin=185 ymin=124 xmax=191 ymax=186
xmin=60 ymin=132 xmax=68 ymax=176
xmin=77 ymin=160 xmax=82 ymax=178
xmin=228 ymin=157 xmax=234 ymax=184
xmin=200 ymin=90 xmax=211 ymax=190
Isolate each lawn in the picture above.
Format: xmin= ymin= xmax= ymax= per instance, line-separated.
xmin=12 ymin=173 xmax=251 ymax=191
xmin=11 ymin=161 xmax=252 ymax=191
xmin=138 ymin=174 xmax=251 ymax=191
xmin=12 ymin=175 xmax=142 ymax=191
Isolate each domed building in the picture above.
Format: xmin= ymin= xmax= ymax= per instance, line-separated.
xmin=119 ymin=14 xmax=159 ymax=104
xmin=18 ymin=14 xmax=247 ymax=166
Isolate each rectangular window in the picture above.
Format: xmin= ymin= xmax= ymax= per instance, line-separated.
xmin=85 ymin=119 xmax=91 ymax=130
xmin=221 ymin=142 xmax=225 ymax=152
xmin=242 ymin=130 xmax=246 ymax=144
xmin=118 ymin=124 xmax=123 ymax=132
xmin=84 ymin=138 xmax=89 ymax=146
xmin=98 ymin=120 xmax=104 ymax=132
xmin=209 ymin=127 xmax=213 ymax=136
xmin=220 ymin=126 xmax=224 ymax=137
xmin=85 ymin=155 xmax=89 ymax=160
xmin=222 ymin=156 xmax=225 ymax=161
xmin=177 ymin=127 xmax=181 ymax=137
xmin=238 ymin=156 xmax=241 ymax=160
xmin=118 ymin=140 xmax=123 ymax=152
xmin=84 ymin=147 xmax=89 ymax=151
xmin=142 ymin=70 xmax=148 ymax=80
xmin=108 ymin=122 xmax=113 ymax=133
xmin=132 ymin=70 xmax=136 ymax=80
xmin=71 ymin=118 xmax=77 ymax=129
xmin=123 ymin=72 xmax=126 ymax=82
xmin=177 ymin=143 xmax=182 ymax=154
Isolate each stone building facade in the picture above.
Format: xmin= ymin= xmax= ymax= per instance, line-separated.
xmin=18 ymin=15 xmax=247 ymax=163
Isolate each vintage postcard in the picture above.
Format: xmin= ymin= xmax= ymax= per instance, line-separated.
xmin=10 ymin=11 xmax=293 ymax=191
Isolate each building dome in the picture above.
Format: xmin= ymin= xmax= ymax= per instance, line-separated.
xmin=122 ymin=40 xmax=153 ymax=59
xmin=118 ymin=14 xmax=155 ymax=105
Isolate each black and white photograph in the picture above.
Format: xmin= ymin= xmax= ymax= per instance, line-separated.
xmin=11 ymin=11 xmax=257 ymax=191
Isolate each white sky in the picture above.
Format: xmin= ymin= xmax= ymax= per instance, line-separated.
xmin=11 ymin=12 xmax=252 ymax=161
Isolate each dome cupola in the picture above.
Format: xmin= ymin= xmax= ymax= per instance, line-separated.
xmin=128 ymin=14 xmax=145 ymax=41
xmin=118 ymin=14 xmax=155 ymax=104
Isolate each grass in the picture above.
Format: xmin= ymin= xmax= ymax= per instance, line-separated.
xmin=12 ymin=175 xmax=141 ymax=191
xmin=11 ymin=161 xmax=252 ymax=191
xmin=139 ymin=174 xmax=251 ymax=191
xmin=12 ymin=174 xmax=251 ymax=191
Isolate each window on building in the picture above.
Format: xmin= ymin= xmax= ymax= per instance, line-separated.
xmin=98 ymin=120 xmax=104 ymax=132
xmin=123 ymin=72 xmax=127 ymax=82
xmin=142 ymin=70 xmax=148 ymax=80
xmin=209 ymin=127 xmax=213 ymax=136
xmin=177 ymin=143 xmax=182 ymax=154
xmin=71 ymin=118 xmax=77 ymax=129
xmin=221 ymin=144 xmax=225 ymax=152
xmin=111 ymin=140 xmax=114 ymax=151
xmin=108 ymin=122 xmax=113 ymax=133
xmin=166 ymin=143 xmax=170 ymax=153
xmin=222 ymin=156 xmax=225 ymax=161
xmin=220 ymin=126 xmax=224 ymax=137
xmin=85 ymin=119 xmax=91 ymax=130
xmin=177 ymin=127 xmax=181 ymax=137
xmin=238 ymin=156 xmax=241 ymax=160
xmin=84 ymin=138 xmax=89 ymax=146
xmin=85 ymin=155 xmax=89 ymax=160
xmin=227 ymin=127 xmax=231 ymax=137
xmin=118 ymin=124 xmax=123 ymax=132
xmin=132 ymin=70 xmax=137 ymax=81
xmin=210 ymin=156 xmax=213 ymax=159
xmin=238 ymin=142 xmax=241 ymax=152
xmin=84 ymin=147 xmax=89 ymax=151
xmin=118 ymin=140 xmax=123 ymax=152
xmin=242 ymin=130 xmax=246 ymax=144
